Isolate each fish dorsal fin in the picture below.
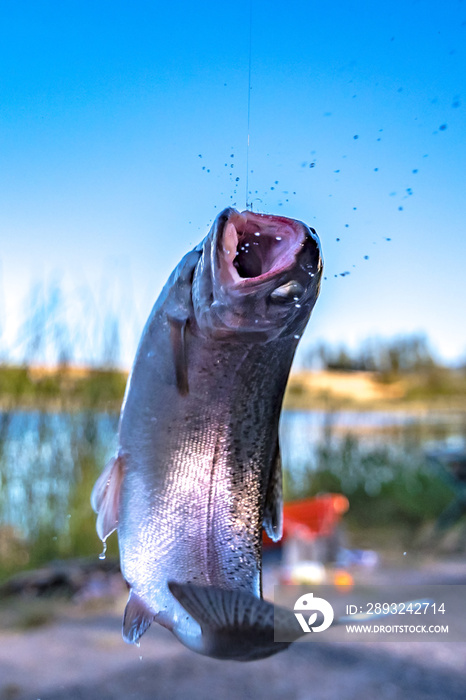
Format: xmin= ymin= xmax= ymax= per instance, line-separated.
xmin=123 ymin=590 xmax=154 ymax=644
xmin=263 ymin=442 xmax=283 ymax=542
xmin=90 ymin=453 xmax=124 ymax=542
xmin=168 ymin=582 xmax=304 ymax=660
xmin=168 ymin=314 xmax=189 ymax=396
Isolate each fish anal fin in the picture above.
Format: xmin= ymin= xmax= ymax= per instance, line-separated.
xmin=263 ymin=442 xmax=283 ymax=542
xmin=168 ymin=314 xmax=189 ymax=396
xmin=123 ymin=590 xmax=154 ymax=644
xmin=168 ymin=582 xmax=302 ymax=660
xmin=90 ymin=453 xmax=124 ymax=542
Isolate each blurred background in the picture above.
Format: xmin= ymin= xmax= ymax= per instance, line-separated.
xmin=0 ymin=1 xmax=465 ymax=698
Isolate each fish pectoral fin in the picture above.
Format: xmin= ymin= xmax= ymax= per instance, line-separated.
xmin=168 ymin=582 xmax=303 ymax=660
xmin=90 ymin=453 xmax=124 ymax=542
xmin=167 ymin=313 xmax=190 ymax=396
xmin=263 ymin=442 xmax=283 ymax=542
xmin=123 ymin=590 xmax=154 ymax=644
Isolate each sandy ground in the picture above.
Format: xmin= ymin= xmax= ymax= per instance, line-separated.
xmin=1 ymin=611 xmax=465 ymax=700
xmin=1 ymin=560 xmax=466 ymax=700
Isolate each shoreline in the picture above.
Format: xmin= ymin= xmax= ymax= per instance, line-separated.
xmin=0 ymin=365 xmax=465 ymax=414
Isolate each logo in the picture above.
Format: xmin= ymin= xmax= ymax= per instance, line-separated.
xmin=294 ymin=592 xmax=334 ymax=633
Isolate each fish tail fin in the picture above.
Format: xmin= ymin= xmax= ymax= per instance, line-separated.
xmin=168 ymin=581 xmax=304 ymax=661
xmin=123 ymin=590 xmax=154 ymax=644
xmin=90 ymin=453 xmax=124 ymax=542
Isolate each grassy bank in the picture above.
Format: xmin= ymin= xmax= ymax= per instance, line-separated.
xmin=283 ymin=432 xmax=457 ymax=549
xmin=2 ymin=363 xmax=466 ymax=413
xmin=0 ymin=364 xmax=127 ymax=412
xmin=285 ymin=368 xmax=466 ymax=412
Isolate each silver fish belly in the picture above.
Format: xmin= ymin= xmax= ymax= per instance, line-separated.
xmin=91 ymin=207 xmax=323 ymax=660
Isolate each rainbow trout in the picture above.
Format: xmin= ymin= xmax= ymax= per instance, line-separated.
xmin=91 ymin=208 xmax=323 ymax=660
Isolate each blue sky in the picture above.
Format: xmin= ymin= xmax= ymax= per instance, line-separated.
xmin=0 ymin=0 xmax=465 ymax=367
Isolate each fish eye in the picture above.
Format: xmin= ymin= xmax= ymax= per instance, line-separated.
xmin=270 ymin=280 xmax=304 ymax=303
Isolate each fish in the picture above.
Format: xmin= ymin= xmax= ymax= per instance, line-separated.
xmin=91 ymin=207 xmax=323 ymax=660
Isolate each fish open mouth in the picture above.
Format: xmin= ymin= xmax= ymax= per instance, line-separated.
xmin=220 ymin=210 xmax=307 ymax=284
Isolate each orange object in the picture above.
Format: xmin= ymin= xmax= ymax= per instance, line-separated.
xmin=333 ymin=569 xmax=354 ymax=588
xmin=263 ymin=493 xmax=349 ymax=548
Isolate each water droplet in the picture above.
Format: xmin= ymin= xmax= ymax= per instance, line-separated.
xmin=364 ymin=255 xmax=369 ymax=260
xmin=295 ymin=304 xmax=301 ymax=309
xmin=275 ymin=236 xmax=282 ymax=241
xmin=254 ymin=231 xmax=260 ymax=236
xmin=439 ymin=124 xmax=447 ymax=130
xmin=403 ymin=552 xmax=407 ymax=556
xmin=294 ymin=334 xmax=300 ymax=339
xmin=99 ymin=541 xmax=107 ymax=561
xmin=353 ymin=134 xmax=359 ymax=139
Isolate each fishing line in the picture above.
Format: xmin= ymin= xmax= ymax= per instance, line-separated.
xmin=246 ymin=0 xmax=252 ymax=210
